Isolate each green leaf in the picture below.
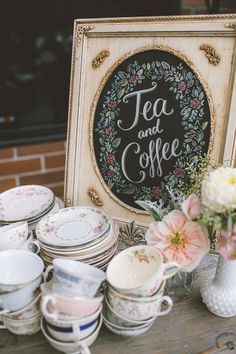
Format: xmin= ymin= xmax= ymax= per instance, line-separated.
xmin=117 ymin=88 xmax=126 ymax=99
xmin=119 ymin=79 xmax=128 ymax=87
xmin=135 ymin=200 xmax=162 ymax=221
xmin=99 ymin=138 xmax=104 ymax=145
xmin=137 ymin=69 xmax=143 ymax=76
xmin=112 ymin=137 xmax=121 ymax=148
xmin=202 ymin=121 xmax=208 ymax=130
xmin=121 ymin=185 xmax=136 ymax=194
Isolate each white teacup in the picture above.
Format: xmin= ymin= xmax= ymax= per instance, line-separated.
xmin=0 ymin=221 xmax=28 ymax=250
xmin=41 ymin=315 xmax=102 ymax=354
xmin=0 ymin=280 xmax=41 ymax=314
xmin=106 ymin=245 xmax=179 ymax=297
xmin=1 ymin=313 xmax=41 ymax=335
xmin=106 ymin=284 xmax=173 ymax=321
xmin=45 ymin=258 xmax=106 ymax=298
xmin=41 ymin=281 xmax=103 ymax=320
xmin=0 ymin=249 xmax=44 ymax=294
xmin=4 ymin=292 xmax=41 ymax=320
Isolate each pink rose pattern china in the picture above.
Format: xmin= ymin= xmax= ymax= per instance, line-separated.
xmin=0 ymin=185 xmax=54 ymax=222
xmin=36 ymin=206 xmax=110 ymax=247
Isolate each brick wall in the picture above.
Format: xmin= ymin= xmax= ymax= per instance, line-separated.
xmin=0 ymin=141 xmax=66 ymax=198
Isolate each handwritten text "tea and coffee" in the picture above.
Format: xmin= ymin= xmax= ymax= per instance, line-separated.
xmin=117 ymin=82 xmax=182 ymax=183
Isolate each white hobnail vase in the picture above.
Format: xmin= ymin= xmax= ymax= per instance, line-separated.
xmin=201 ymin=256 xmax=236 ymax=317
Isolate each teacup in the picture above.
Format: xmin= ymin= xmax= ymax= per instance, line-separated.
xmin=103 ymin=295 xmax=155 ymax=326
xmin=0 ymin=221 xmax=28 ymax=250
xmin=41 ymin=300 xmax=102 ymax=329
xmin=106 ymin=245 xmax=179 ymax=297
xmin=0 ymin=278 xmax=41 ymax=314
xmin=102 ymin=302 xmax=155 ymax=337
xmin=45 ymin=315 xmax=100 ymax=342
xmin=106 ymin=283 xmax=173 ymax=321
xmin=1 ymin=313 xmax=41 ymax=335
xmin=45 ymin=258 xmax=106 ymax=297
xmin=4 ymin=292 xmax=41 ymax=320
xmin=41 ymin=281 xmax=103 ymax=319
xmin=41 ymin=315 xmax=102 ymax=354
xmin=19 ymin=231 xmax=40 ymax=254
xmin=0 ymin=249 xmax=44 ymax=294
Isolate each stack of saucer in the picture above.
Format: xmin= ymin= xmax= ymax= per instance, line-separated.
xmin=0 ymin=185 xmax=64 ymax=234
xmin=40 ymin=259 xmax=104 ymax=353
xmin=36 ymin=206 xmax=118 ymax=270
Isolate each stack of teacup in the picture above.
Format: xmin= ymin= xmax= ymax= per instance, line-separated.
xmin=40 ymin=258 xmax=105 ymax=354
xmin=0 ymin=249 xmax=45 ymax=334
xmin=103 ymin=245 xmax=179 ymax=336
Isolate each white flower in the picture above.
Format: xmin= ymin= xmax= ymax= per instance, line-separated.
xmin=201 ymin=167 xmax=236 ymax=213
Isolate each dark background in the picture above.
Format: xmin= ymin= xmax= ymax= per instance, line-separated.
xmin=0 ymin=0 xmax=234 ymax=147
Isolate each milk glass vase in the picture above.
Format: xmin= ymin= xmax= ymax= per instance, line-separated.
xmin=201 ymin=256 xmax=236 ymax=317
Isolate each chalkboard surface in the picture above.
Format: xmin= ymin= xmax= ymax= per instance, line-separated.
xmin=93 ymin=49 xmax=211 ymax=210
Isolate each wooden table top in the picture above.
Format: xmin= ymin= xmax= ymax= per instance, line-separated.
xmin=1 ymin=255 xmax=236 ymax=354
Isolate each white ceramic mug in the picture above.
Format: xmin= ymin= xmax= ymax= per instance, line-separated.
xmin=106 ymin=245 xmax=179 ymax=297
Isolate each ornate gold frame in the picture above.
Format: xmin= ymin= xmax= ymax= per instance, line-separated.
xmin=64 ymin=14 xmax=236 ymax=228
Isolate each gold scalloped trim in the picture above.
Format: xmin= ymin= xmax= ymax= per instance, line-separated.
xmin=75 ymin=13 xmax=236 ymax=25
xmin=89 ymin=45 xmax=215 ymax=214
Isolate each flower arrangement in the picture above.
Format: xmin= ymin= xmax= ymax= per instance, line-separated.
xmin=143 ymin=195 xmax=209 ymax=272
xmin=201 ymin=166 xmax=236 ymax=260
xmin=136 ymin=154 xmax=221 ymax=272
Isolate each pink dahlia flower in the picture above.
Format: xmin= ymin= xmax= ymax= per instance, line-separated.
xmin=145 ymin=210 xmax=210 ymax=272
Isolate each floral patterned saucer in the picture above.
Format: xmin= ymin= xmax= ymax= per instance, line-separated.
xmin=0 ymin=185 xmax=55 ymax=223
xmin=36 ymin=206 xmax=110 ymax=247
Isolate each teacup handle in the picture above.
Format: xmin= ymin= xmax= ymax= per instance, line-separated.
xmin=0 ymin=300 xmax=10 ymax=316
xmin=0 ymin=316 xmax=6 ymax=329
xmin=162 ymin=261 xmax=179 ymax=280
xmin=154 ymin=295 xmax=173 ymax=317
xmin=71 ymin=341 xmax=91 ymax=354
xmin=43 ymin=264 xmax=54 ymax=283
xmin=0 ymin=309 xmax=9 ymax=316
xmin=40 ymin=295 xmax=58 ymax=321
xmin=28 ymin=240 xmax=40 ymax=254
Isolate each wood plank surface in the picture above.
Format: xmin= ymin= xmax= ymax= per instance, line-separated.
xmin=1 ymin=255 xmax=236 ymax=354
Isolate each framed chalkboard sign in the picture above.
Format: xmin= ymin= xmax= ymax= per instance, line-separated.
xmin=65 ymin=14 xmax=236 ymax=227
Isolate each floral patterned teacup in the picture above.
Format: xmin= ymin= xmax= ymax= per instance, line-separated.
xmin=106 ymin=283 xmax=173 ymax=321
xmin=44 ymin=258 xmax=106 ymax=298
xmin=0 ymin=221 xmax=28 ymax=250
xmin=106 ymin=245 xmax=179 ymax=297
